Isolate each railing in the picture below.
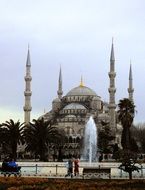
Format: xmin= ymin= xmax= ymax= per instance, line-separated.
xmin=1 ymin=162 xmax=145 ymax=179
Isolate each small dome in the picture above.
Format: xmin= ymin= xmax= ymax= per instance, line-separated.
xmin=98 ymin=113 xmax=110 ymax=120
xmin=52 ymin=98 xmax=61 ymax=103
xmin=92 ymin=96 xmax=101 ymax=101
xmin=63 ymin=103 xmax=86 ymax=110
xmin=66 ymin=85 xmax=97 ymax=96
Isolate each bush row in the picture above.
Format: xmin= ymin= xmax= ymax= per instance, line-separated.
xmin=0 ymin=177 xmax=145 ymax=190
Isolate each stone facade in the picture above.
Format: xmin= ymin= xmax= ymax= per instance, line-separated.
xmin=41 ymin=84 xmax=113 ymax=158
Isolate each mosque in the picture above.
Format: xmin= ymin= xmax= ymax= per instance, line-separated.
xmin=23 ymin=42 xmax=134 ymax=158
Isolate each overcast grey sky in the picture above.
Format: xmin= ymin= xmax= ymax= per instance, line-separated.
xmin=0 ymin=0 xmax=145 ymax=123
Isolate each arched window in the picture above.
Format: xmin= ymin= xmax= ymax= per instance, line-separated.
xmin=76 ymin=137 xmax=81 ymax=143
xmin=69 ymin=136 xmax=73 ymax=143
xmin=73 ymin=138 xmax=76 ymax=143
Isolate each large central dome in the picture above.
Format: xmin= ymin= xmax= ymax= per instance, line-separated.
xmin=66 ymin=85 xmax=97 ymax=96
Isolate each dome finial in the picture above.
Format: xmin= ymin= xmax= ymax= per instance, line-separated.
xmin=80 ymin=76 xmax=84 ymax=87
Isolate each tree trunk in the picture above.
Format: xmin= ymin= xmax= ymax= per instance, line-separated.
xmin=40 ymin=152 xmax=47 ymax=161
xmin=129 ymin=171 xmax=132 ymax=180
xmin=12 ymin=143 xmax=17 ymax=161
xmin=57 ymin=147 xmax=63 ymax=161
xmin=121 ymin=127 xmax=131 ymax=150
xmin=121 ymin=128 xmax=127 ymax=149
xmin=126 ymin=127 xmax=131 ymax=150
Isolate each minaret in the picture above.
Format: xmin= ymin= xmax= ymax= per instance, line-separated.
xmin=108 ymin=40 xmax=116 ymax=135
xmin=128 ymin=64 xmax=134 ymax=102
xmin=24 ymin=47 xmax=32 ymax=125
xmin=57 ymin=66 xmax=63 ymax=99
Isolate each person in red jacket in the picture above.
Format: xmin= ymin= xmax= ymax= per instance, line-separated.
xmin=74 ymin=158 xmax=79 ymax=176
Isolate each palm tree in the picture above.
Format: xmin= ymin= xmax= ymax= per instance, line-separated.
xmin=117 ymin=98 xmax=135 ymax=150
xmin=0 ymin=119 xmax=25 ymax=160
xmin=117 ymin=98 xmax=137 ymax=180
xmin=24 ymin=118 xmax=63 ymax=161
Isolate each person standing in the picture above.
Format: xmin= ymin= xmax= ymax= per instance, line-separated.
xmin=65 ymin=158 xmax=73 ymax=178
xmin=74 ymin=158 xmax=79 ymax=176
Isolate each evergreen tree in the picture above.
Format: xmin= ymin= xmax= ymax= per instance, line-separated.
xmin=98 ymin=123 xmax=115 ymax=154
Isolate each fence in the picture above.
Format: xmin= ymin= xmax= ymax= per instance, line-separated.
xmin=1 ymin=162 xmax=145 ymax=179
xmin=0 ymin=162 xmax=145 ymax=179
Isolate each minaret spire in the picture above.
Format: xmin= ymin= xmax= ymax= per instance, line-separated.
xmin=24 ymin=47 xmax=32 ymax=125
xmin=128 ymin=63 xmax=134 ymax=101
xmin=26 ymin=45 xmax=31 ymax=66
xmin=57 ymin=66 xmax=63 ymax=99
xmin=110 ymin=39 xmax=115 ymax=69
xmin=108 ymin=40 xmax=116 ymax=136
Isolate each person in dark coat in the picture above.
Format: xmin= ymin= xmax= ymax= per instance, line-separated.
xmin=65 ymin=158 xmax=73 ymax=178
xmin=2 ymin=158 xmax=9 ymax=171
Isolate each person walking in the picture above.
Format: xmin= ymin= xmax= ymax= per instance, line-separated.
xmin=65 ymin=158 xmax=73 ymax=178
xmin=74 ymin=158 xmax=79 ymax=176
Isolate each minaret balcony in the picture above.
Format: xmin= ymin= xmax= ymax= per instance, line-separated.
xmin=23 ymin=106 xmax=32 ymax=111
xmin=24 ymin=91 xmax=32 ymax=96
xmin=108 ymin=88 xmax=116 ymax=93
xmin=25 ymin=76 xmax=32 ymax=81
xmin=128 ymin=88 xmax=134 ymax=93
xmin=108 ymin=72 xmax=116 ymax=78
xmin=108 ymin=104 xmax=116 ymax=109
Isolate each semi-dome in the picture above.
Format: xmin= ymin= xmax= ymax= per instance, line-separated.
xmin=66 ymin=85 xmax=97 ymax=96
xmin=52 ymin=98 xmax=61 ymax=103
xmin=63 ymin=103 xmax=86 ymax=110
